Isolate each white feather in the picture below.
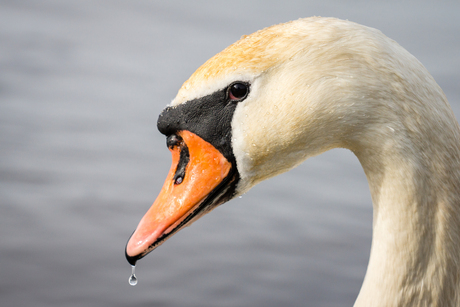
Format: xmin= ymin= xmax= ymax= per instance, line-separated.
xmin=173 ymin=17 xmax=460 ymax=306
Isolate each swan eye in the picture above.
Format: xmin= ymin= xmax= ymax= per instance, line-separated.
xmin=228 ymin=82 xmax=249 ymax=101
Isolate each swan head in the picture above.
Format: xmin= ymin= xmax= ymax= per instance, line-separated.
xmin=125 ymin=17 xmax=437 ymax=264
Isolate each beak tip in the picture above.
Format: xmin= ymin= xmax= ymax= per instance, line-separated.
xmin=125 ymin=249 xmax=139 ymax=266
xmin=125 ymin=232 xmax=141 ymax=266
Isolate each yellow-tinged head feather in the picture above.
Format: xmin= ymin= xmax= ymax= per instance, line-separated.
xmin=173 ymin=17 xmax=341 ymax=105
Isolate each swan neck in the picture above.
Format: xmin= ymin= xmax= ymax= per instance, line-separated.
xmin=353 ymin=120 xmax=460 ymax=306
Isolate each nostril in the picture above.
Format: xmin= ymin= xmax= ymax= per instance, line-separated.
xmin=172 ymin=135 xmax=190 ymax=185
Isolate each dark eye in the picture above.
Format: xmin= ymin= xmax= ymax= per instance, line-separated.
xmin=228 ymin=82 xmax=249 ymax=101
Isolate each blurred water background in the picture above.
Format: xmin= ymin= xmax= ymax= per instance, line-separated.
xmin=1 ymin=1 xmax=459 ymax=306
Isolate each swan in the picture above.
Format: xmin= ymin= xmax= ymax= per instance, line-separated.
xmin=125 ymin=17 xmax=460 ymax=306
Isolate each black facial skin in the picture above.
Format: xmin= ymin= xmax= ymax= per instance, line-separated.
xmin=158 ymin=85 xmax=241 ymax=164
xmin=125 ymin=83 xmax=249 ymax=265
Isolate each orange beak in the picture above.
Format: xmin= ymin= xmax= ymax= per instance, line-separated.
xmin=126 ymin=130 xmax=231 ymax=264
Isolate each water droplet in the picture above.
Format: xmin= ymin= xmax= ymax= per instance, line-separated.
xmin=129 ymin=265 xmax=138 ymax=286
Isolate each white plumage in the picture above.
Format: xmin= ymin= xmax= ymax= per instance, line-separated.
xmin=174 ymin=18 xmax=460 ymax=306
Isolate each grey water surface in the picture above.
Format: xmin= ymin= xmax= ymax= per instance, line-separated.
xmin=1 ymin=1 xmax=459 ymax=306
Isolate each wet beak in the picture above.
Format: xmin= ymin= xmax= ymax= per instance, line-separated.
xmin=125 ymin=130 xmax=231 ymax=264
